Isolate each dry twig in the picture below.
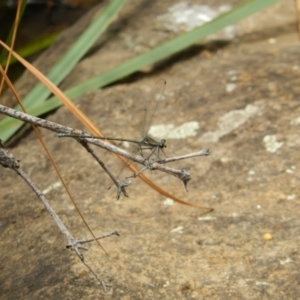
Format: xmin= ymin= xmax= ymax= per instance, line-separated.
xmin=0 ymin=141 xmax=119 ymax=291
xmin=0 ymin=104 xmax=210 ymax=199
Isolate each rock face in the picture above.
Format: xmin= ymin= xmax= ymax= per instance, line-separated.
xmin=1 ymin=1 xmax=299 ymax=299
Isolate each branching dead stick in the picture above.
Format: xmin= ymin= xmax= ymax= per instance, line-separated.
xmin=0 ymin=104 xmax=208 ymax=191
xmin=0 ymin=143 xmax=119 ymax=291
xmin=0 ymin=104 xmax=76 ymax=133
xmin=150 ymin=163 xmax=191 ymax=191
xmin=158 ymin=148 xmax=210 ymax=163
xmin=78 ymin=138 xmax=200 ymax=191
xmin=0 ymin=104 xmax=144 ymax=162
xmin=77 ymin=139 xmax=130 ymax=199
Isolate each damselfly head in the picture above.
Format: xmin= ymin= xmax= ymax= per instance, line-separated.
xmin=160 ymin=139 xmax=167 ymax=148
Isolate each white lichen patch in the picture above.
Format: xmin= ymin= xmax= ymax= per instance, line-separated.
xmin=279 ymin=257 xmax=293 ymax=265
xmin=256 ymin=281 xmax=269 ymax=286
xmin=248 ymin=170 xmax=256 ymax=176
xmin=263 ymin=135 xmax=284 ymax=153
xmin=157 ymin=2 xmax=234 ymax=38
xmin=199 ymin=104 xmax=258 ymax=143
xmin=247 ymin=169 xmax=256 ymax=182
xmin=42 ymin=181 xmax=62 ymax=194
xmin=149 ymin=121 xmax=199 ymax=139
xmin=290 ymin=116 xmax=300 ymax=126
xmin=171 ymin=226 xmax=184 ymax=233
xmin=226 ymin=83 xmax=237 ymax=93
xmin=287 ymin=194 xmax=296 ymax=201
xmin=163 ymin=198 xmax=174 ymax=206
xmin=286 ymin=166 xmax=296 ymax=174
xmin=198 ymin=216 xmax=216 ymax=221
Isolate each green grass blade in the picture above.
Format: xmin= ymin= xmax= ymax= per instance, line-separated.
xmin=22 ymin=0 xmax=127 ymax=108
xmin=0 ymin=32 xmax=60 ymax=67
